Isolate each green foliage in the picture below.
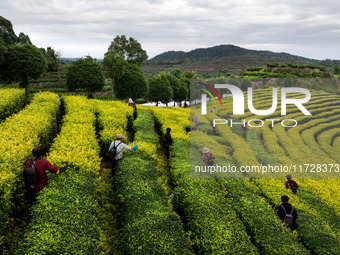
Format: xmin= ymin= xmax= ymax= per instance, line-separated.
xmin=181 ymin=70 xmax=197 ymax=100
xmin=151 ymin=45 xmax=312 ymax=62
xmin=147 ymin=73 xmax=173 ymax=105
xmin=102 ymin=52 xmax=126 ymax=99
xmin=114 ymin=63 xmax=147 ymax=100
xmin=240 ymin=78 xmax=252 ymax=91
xmin=114 ymin=110 xmax=193 ymax=254
xmin=0 ymin=16 xmax=17 ymax=45
xmin=18 ymin=95 xmax=102 ymax=254
xmin=0 ymin=16 xmax=32 ymax=46
xmin=247 ymin=66 xmax=263 ymax=71
xmin=41 ymin=47 xmax=58 ymax=72
xmin=1 ymin=44 xmax=47 ymax=94
xmin=164 ymin=73 xmax=188 ymax=104
xmin=0 ymin=92 xmax=60 ymax=245
xmin=171 ymin=68 xmax=182 ymax=79
xmin=107 ymin=35 xmax=148 ymax=66
xmin=0 ymin=88 xmax=26 ymax=121
xmin=17 ymin=32 xmax=32 ymax=45
xmin=18 ymin=168 xmax=101 ymax=255
xmin=66 ymin=56 xmax=105 ymax=96
xmin=333 ymin=65 xmax=340 ymax=75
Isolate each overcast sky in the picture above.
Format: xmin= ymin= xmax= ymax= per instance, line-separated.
xmin=1 ymin=0 xmax=340 ymax=60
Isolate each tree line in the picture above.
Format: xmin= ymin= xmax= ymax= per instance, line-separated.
xmin=0 ymin=16 xmax=195 ymax=105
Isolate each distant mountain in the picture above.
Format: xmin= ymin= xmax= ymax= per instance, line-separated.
xmin=150 ymin=44 xmax=317 ymax=62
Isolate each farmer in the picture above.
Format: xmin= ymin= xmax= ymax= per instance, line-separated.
xmin=128 ymin=98 xmax=137 ymax=119
xmin=128 ymin=98 xmax=134 ymax=107
xmin=211 ymin=106 xmax=216 ymax=114
xmin=109 ymin=134 xmax=133 ymax=173
xmin=276 ymin=195 xmax=298 ymax=230
xmin=164 ymin=127 xmax=173 ymax=159
xmin=24 ymin=146 xmax=68 ymax=203
xmin=225 ymin=112 xmax=231 ymax=119
xmin=285 ymin=174 xmax=298 ymax=194
xmin=202 ymin=147 xmax=215 ymax=167
xmin=194 ymin=115 xmax=199 ymax=126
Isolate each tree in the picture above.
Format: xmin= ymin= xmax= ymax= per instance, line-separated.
xmin=181 ymin=70 xmax=197 ymax=105
xmin=107 ymin=35 xmax=148 ymax=66
xmin=41 ymin=47 xmax=58 ymax=72
xmin=0 ymin=16 xmax=32 ymax=46
xmin=333 ymin=65 xmax=340 ymax=75
xmin=66 ymin=56 xmax=105 ymax=98
xmin=171 ymin=68 xmax=182 ymax=79
xmin=0 ymin=16 xmax=17 ymax=45
xmin=114 ymin=63 xmax=147 ymax=100
xmin=1 ymin=44 xmax=47 ymax=95
xmin=147 ymin=74 xmax=173 ymax=106
xmin=0 ymin=38 xmax=6 ymax=80
xmin=165 ymin=73 xmax=188 ymax=106
xmin=17 ymin=32 xmax=32 ymax=45
xmin=240 ymin=78 xmax=252 ymax=91
xmin=104 ymin=35 xmax=148 ymax=100
xmin=103 ymin=52 xmax=126 ymax=100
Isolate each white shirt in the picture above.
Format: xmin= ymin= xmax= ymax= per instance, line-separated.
xmin=109 ymin=140 xmax=132 ymax=160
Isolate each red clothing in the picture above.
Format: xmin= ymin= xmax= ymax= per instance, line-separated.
xmin=25 ymin=158 xmax=59 ymax=193
xmin=203 ymin=152 xmax=215 ymax=166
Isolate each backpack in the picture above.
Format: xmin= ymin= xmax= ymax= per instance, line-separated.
xmin=288 ymin=180 xmax=298 ymax=194
xmin=109 ymin=141 xmax=122 ymax=159
xmin=280 ymin=205 xmax=295 ymax=227
xmin=207 ymin=153 xmax=214 ymax=166
xmin=24 ymin=158 xmax=42 ymax=186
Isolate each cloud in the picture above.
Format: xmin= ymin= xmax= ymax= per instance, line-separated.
xmin=1 ymin=0 xmax=340 ymax=60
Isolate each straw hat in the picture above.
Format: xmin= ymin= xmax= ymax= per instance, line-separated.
xmin=116 ymin=134 xmax=125 ymax=139
xmin=202 ymin=147 xmax=209 ymax=154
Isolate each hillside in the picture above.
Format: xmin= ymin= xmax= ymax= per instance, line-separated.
xmin=142 ymin=54 xmax=312 ymax=76
xmin=150 ymin=44 xmax=317 ymax=62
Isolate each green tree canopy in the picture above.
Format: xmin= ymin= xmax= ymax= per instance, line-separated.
xmin=0 ymin=16 xmax=32 ymax=45
xmin=17 ymin=32 xmax=32 ymax=45
xmin=181 ymin=70 xmax=197 ymax=101
xmin=103 ymin=52 xmax=126 ymax=99
xmin=107 ymin=35 xmax=148 ymax=66
xmin=0 ymin=16 xmax=17 ymax=45
xmin=240 ymin=78 xmax=252 ymax=91
xmin=147 ymin=73 xmax=173 ymax=106
xmin=1 ymin=44 xmax=47 ymax=94
xmin=333 ymin=65 xmax=340 ymax=75
xmin=165 ymin=73 xmax=188 ymax=106
xmin=66 ymin=56 xmax=105 ymax=97
xmin=0 ymin=38 xmax=6 ymax=80
xmin=41 ymin=47 xmax=59 ymax=72
xmin=114 ymin=63 xmax=147 ymax=100
xmin=104 ymin=35 xmax=148 ymax=100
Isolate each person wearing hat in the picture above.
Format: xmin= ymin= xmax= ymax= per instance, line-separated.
xmin=128 ymin=98 xmax=137 ymax=118
xmin=109 ymin=134 xmax=133 ymax=172
xmin=276 ymin=195 xmax=298 ymax=230
xmin=284 ymin=174 xmax=298 ymax=194
xmin=202 ymin=147 xmax=215 ymax=167
xmin=194 ymin=115 xmax=199 ymax=126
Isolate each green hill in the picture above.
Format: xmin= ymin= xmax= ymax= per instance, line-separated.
xmin=150 ymin=44 xmax=317 ymax=62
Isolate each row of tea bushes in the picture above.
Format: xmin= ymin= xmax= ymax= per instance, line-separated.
xmin=0 ymin=88 xmax=26 ymax=121
xmin=17 ymin=96 xmax=102 ymax=254
xmin=106 ymin=109 xmax=193 ymax=254
xmin=148 ymin=107 xmax=260 ymax=254
xmin=0 ymin=92 xmax=60 ymax=245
